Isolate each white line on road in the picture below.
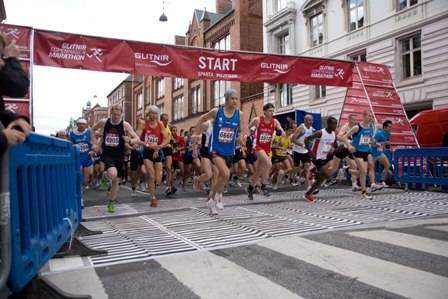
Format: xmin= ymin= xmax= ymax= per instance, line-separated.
xmin=260 ymin=236 xmax=448 ymax=299
xmin=157 ymin=251 xmax=302 ymax=299
xmin=426 ymin=225 xmax=448 ymax=233
xmin=348 ymin=230 xmax=448 ymax=257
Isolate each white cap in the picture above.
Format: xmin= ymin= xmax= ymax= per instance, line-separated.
xmin=76 ymin=118 xmax=87 ymax=124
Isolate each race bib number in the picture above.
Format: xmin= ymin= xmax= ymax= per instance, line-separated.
xmin=105 ymin=133 xmax=120 ymax=147
xmin=259 ymin=133 xmax=272 ymax=144
xmin=218 ymin=128 xmax=234 ymax=144
xmin=79 ymin=142 xmax=89 ymax=153
xmin=144 ymin=133 xmax=158 ymax=146
xmin=360 ymin=134 xmax=371 ymax=145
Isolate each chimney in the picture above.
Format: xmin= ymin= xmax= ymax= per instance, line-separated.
xmin=216 ymin=0 xmax=232 ymax=14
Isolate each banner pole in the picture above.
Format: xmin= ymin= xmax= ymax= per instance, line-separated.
xmin=29 ymin=28 xmax=35 ymax=127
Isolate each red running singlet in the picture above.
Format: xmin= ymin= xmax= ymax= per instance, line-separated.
xmin=255 ymin=116 xmax=275 ymax=154
xmin=141 ymin=120 xmax=163 ymax=148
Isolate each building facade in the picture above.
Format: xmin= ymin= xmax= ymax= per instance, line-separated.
xmin=263 ymin=0 xmax=448 ymax=120
xmin=107 ymin=75 xmax=143 ymax=124
xmin=82 ymin=102 xmax=109 ymax=128
xmin=131 ymin=0 xmax=265 ymax=131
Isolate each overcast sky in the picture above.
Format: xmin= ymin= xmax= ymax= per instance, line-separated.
xmin=4 ymin=0 xmax=216 ymax=135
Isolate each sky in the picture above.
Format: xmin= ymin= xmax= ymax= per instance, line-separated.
xmin=4 ymin=0 xmax=216 ymax=135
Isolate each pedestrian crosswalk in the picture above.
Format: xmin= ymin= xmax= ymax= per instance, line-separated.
xmin=79 ymin=221 xmax=448 ymax=299
xmin=80 ymin=189 xmax=448 ymax=267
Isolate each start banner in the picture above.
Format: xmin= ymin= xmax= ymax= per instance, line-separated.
xmin=33 ymin=29 xmax=353 ymax=87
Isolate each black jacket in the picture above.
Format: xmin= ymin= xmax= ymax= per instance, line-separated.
xmin=0 ymin=57 xmax=30 ymax=155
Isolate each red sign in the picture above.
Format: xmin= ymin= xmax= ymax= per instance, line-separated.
xmin=33 ymin=29 xmax=353 ymax=87
xmin=4 ymin=99 xmax=30 ymax=117
xmin=0 ymin=24 xmax=32 ymax=60
xmin=338 ymin=62 xmax=418 ymax=149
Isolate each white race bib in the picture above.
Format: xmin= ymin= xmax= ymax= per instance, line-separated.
xmin=79 ymin=142 xmax=89 ymax=153
xmin=259 ymin=132 xmax=272 ymax=144
xmin=105 ymin=133 xmax=120 ymax=147
xmin=360 ymin=134 xmax=371 ymax=145
xmin=218 ymin=128 xmax=234 ymax=144
xmin=144 ymin=133 xmax=158 ymax=146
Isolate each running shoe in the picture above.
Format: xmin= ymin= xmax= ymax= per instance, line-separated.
xmin=272 ymin=184 xmax=278 ymax=191
xmin=370 ymin=183 xmax=383 ymax=193
xmin=380 ymin=181 xmax=389 ymax=188
xmin=150 ymin=197 xmax=158 ymax=207
xmin=99 ymin=178 xmax=109 ymax=191
xmin=171 ymin=186 xmax=178 ymax=195
xmin=261 ymin=185 xmax=271 ymax=197
xmin=352 ymin=184 xmax=362 ymax=192
xmin=361 ymin=191 xmax=373 ymax=200
xmin=107 ymin=201 xmax=116 ymax=213
xmin=303 ymin=193 xmax=314 ymax=202
xmin=207 ymin=198 xmax=218 ymax=215
xmin=247 ymin=186 xmax=254 ymax=200
xmin=215 ymin=193 xmax=224 ymax=210
xmin=312 ymin=189 xmax=320 ymax=195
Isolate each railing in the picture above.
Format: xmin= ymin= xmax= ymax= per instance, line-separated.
xmin=3 ymin=133 xmax=82 ymax=292
xmin=393 ymin=147 xmax=448 ymax=189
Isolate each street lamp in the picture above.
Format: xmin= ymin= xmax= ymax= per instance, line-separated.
xmin=159 ymin=1 xmax=168 ymax=22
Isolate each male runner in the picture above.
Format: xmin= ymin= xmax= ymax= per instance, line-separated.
xmin=372 ymin=120 xmax=393 ymax=187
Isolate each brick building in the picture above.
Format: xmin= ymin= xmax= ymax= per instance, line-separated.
xmin=131 ymin=0 xmax=265 ymax=131
xmin=108 ymin=75 xmax=143 ymax=124
xmin=82 ymin=102 xmax=109 ymax=128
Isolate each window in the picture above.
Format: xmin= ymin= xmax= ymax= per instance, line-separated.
xmin=401 ymin=34 xmax=422 ymax=79
xmin=315 ymin=85 xmax=326 ymax=99
xmin=214 ymin=81 xmax=231 ymax=107
xmin=348 ymin=0 xmax=364 ymax=31
xmin=174 ymin=77 xmax=184 ymax=90
xmin=310 ymin=13 xmax=324 ymax=47
xmin=157 ymin=104 xmax=164 ymax=115
xmin=156 ymin=78 xmax=165 ymax=99
xmin=137 ymin=92 xmax=143 ymax=110
xmin=397 ymin=0 xmax=418 ymax=11
xmin=173 ymin=95 xmax=185 ymax=121
xmin=191 ymin=86 xmax=202 ymax=114
xmin=275 ymin=0 xmax=287 ymax=12
xmin=213 ymin=35 xmax=232 ymax=107
xmin=349 ymin=51 xmax=367 ymax=62
xmin=279 ymin=84 xmax=292 ymax=107
xmin=278 ymin=33 xmax=289 ymax=54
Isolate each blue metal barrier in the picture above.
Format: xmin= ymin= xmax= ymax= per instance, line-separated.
xmin=7 ymin=133 xmax=82 ymax=292
xmin=393 ymin=147 xmax=448 ymax=188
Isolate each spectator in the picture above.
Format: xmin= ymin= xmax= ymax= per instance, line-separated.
xmin=0 ymin=33 xmax=31 ymax=155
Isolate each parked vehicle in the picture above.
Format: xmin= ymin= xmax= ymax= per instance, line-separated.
xmin=410 ymin=108 xmax=448 ymax=147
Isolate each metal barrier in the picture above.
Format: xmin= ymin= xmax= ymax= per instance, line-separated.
xmin=393 ymin=147 xmax=448 ymax=188
xmin=6 ymin=133 xmax=82 ymax=292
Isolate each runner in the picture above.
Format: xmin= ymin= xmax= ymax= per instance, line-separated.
xmin=344 ymin=110 xmax=382 ymax=200
xmin=171 ymin=125 xmax=185 ymax=194
xmin=69 ymin=118 xmax=95 ymax=192
xmin=271 ymin=128 xmax=293 ymax=190
xmin=193 ymin=120 xmax=214 ymax=193
xmin=160 ymin=113 xmax=176 ymax=196
xmin=247 ymin=103 xmax=284 ymax=200
xmin=303 ymin=117 xmax=352 ymax=202
xmin=194 ymin=89 xmax=245 ymax=215
xmin=92 ymin=104 xmax=140 ymax=213
xmin=291 ymin=114 xmax=315 ymax=190
xmin=337 ymin=114 xmax=361 ymax=191
xmin=136 ymin=105 xmax=170 ymax=207
xmin=371 ymin=120 xmax=393 ymax=187
xmin=129 ymin=143 xmax=145 ymax=197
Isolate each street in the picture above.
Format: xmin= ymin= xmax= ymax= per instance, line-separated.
xmin=38 ymin=185 xmax=448 ymax=299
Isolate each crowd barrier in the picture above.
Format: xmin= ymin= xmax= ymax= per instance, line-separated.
xmin=4 ymin=133 xmax=82 ymax=292
xmin=393 ymin=147 xmax=448 ymax=189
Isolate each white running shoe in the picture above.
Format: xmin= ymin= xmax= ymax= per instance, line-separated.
xmin=370 ymin=183 xmax=383 ymax=192
xmin=361 ymin=191 xmax=373 ymax=200
xmin=352 ymin=184 xmax=362 ymax=192
xmin=380 ymin=181 xmax=389 ymax=188
xmin=215 ymin=193 xmax=224 ymax=210
xmin=207 ymin=198 xmax=219 ymax=215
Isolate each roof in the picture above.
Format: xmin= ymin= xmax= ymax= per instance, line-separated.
xmin=194 ymin=9 xmax=224 ymax=27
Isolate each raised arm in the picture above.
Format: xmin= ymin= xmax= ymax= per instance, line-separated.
xmin=194 ymin=108 xmax=218 ymax=136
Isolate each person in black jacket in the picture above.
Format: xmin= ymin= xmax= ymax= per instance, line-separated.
xmin=0 ymin=34 xmax=31 ymax=155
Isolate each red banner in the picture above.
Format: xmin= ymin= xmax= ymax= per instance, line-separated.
xmin=0 ymin=24 xmax=32 ymax=60
xmin=33 ymin=29 xmax=353 ymax=87
xmin=339 ymin=62 xmax=418 ymax=149
xmin=1 ymin=24 xmax=32 ymax=119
